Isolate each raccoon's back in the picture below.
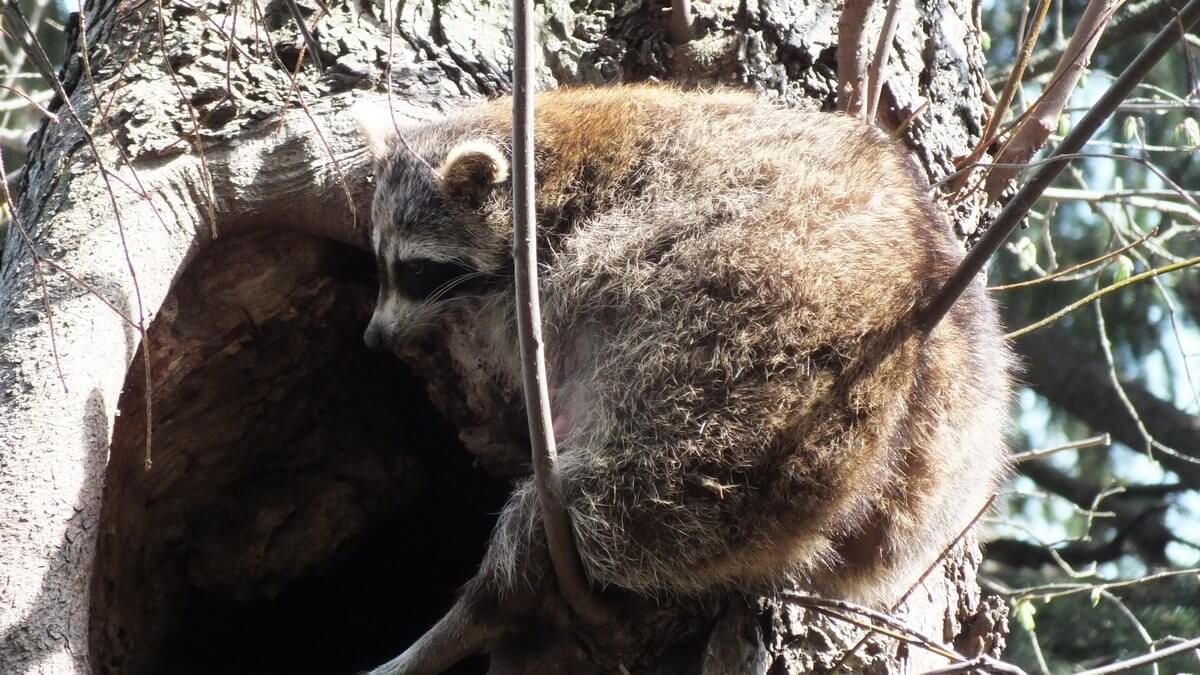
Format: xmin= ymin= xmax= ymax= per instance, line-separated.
xmin=536 ymin=92 xmax=1012 ymax=595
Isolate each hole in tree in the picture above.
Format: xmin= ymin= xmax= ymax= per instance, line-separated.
xmin=91 ymin=231 xmax=510 ymax=675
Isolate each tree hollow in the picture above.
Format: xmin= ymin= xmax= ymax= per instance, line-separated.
xmin=90 ymin=230 xmax=506 ymax=675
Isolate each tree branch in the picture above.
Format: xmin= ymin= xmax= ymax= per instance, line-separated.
xmin=1020 ymin=460 xmax=1175 ymax=565
xmin=951 ymin=0 xmax=1052 ymax=194
xmin=990 ymin=0 xmax=1192 ymax=86
xmin=1015 ymin=323 xmax=1200 ymax=485
xmin=984 ymin=0 xmax=1126 ymax=201
xmin=1039 ymin=186 xmax=1200 ymax=224
xmin=918 ymin=0 xmax=1200 ymax=331
xmin=986 ymin=535 xmax=1128 ymax=568
xmin=511 ymin=0 xmax=609 ymax=627
xmin=1012 ymin=433 xmax=1111 ymax=462
xmin=987 ymin=499 xmax=1170 ymax=569
xmin=669 ymin=0 xmax=694 ymax=44
xmin=1073 ymin=635 xmax=1200 ymax=675
xmin=1005 ymin=254 xmax=1200 ymax=340
xmin=838 ymin=0 xmax=872 ymax=115
xmin=864 ymin=0 xmax=902 ymax=121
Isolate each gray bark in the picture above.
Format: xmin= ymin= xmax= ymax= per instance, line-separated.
xmin=0 ymin=0 xmax=1007 ymax=673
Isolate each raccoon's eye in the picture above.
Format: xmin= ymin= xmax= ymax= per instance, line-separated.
xmin=394 ymin=258 xmax=473 ymax=300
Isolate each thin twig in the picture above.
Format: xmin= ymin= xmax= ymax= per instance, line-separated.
xmin=1107 ymin=198 xmax=1200 ymax=411
xmin=988 ymin=230 xmax=1155 ymax=291
xmin=1005 ymin=254 xmax=1200 ymax=340
xmin=865 ymin=0 xmax=902 ymax=121
xmin=0 ymin=146 xmax=66 ymax=392
xmin=920 ymin=656 xmax=1030 ymax=675
xmin=1099 ymin=590 xmax=1161 ymax=675
xmin=791 ymin=593 xmax=1028 ymax=674
xmin=808 ymin=606 xmax=963 ymax=659
xmin=511 ymin=0 xmax=609 ymax=627
xmin=1012 ymin=434 xmax=1111 ymax=462
xmin=892 ymin=97 xmax=929 ymax=137
xmin=1072 ymin=635 xmax=1200 ymax=675
xmin=1093 ymin=288 xmax=1200 ymax=467
xmin=918 ymin=0 xmax=1200 ymax=331
xmin=1003 ymin=567 xmax=1200 ymax=601
xmin=153 ymin=0 xmax=218 ymax=236
xmin=282 ymin=0 xmax=323 ymax=70
xmin=984 ymin=0 xmax=1126 ymax=201
xmin=1051 ymin=133 xmax=1200 ymax=151
xmin=952 ymin=0 xmax=1052 ymax=194
xmin=0 ymin=83 xmax=57 ymax=121
xmin=992 ymin=0 xmax=1193 ymax=85
xmin=1039 ymin=186 xmax=1200 ymax=224
xmin=74 ymin=3 xmax=155 ymax=469
xmin=5 ymin=0 xmax=164 ymax=464
xmin=785 ymin=593 xmax=961 ymax=660
xmin=934 ymin=153 xmax=1199 ymax=208
xmin=1028 ymin=628 xmax=1053 ymax=675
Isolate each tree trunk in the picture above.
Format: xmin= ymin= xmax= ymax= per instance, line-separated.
xmin=0 ymin=0 xmax=1008 ymax=673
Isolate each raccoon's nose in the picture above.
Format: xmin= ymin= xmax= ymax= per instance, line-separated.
xmin=363 ymin=321 xmax=385 ymax=351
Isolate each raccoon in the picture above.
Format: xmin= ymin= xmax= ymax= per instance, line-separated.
xmin=354 ymin=85 xmax=1012 ymax=674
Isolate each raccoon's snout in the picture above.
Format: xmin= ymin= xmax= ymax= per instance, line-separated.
xmin=363 ymin=304 xmax=432 ymax=352
xmin=363 ymin=320 xmax=385 ymax=350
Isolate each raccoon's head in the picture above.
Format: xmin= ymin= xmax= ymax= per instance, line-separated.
xmin=354 ymin=104 xmax=513 ymax=352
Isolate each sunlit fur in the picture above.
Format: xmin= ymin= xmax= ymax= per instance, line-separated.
xmin=358 ymin=85 xmax=1013 ymax=673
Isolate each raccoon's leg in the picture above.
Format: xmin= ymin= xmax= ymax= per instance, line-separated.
xmin=365 ymin=596 xmax=500 ymax=675
xmin=366 ymin=482 xmax=555 ymax=675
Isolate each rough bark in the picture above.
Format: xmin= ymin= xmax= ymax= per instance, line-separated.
xmin=0 ymin=0 xmax=1007 ymax=673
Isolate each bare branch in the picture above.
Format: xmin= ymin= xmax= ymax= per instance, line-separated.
xmin=837 ymin=0 xmax=871 ymax=115
xmin=986 ymin=507 xmax=1165 ymax=568
xmin=951 ymin=0 xmax=1052 ymax=194
xmin=998 ymin=568 xmax=1200 ymax=601
xmin=988 ymin=230 xmax=1155 ymax=291
xmin=791 ymin=593 xmax=1029 ymax=674
xmin=282 ymin=0 xmax=323 ymax=70
xmin=984 ymin=0 xmax=1125 ymax=201
xmin=1016 ymin=324 xmax=1200 ymax=486
xmin=1005 ymin=254 xmax=1200 ymax=340
xmin=832 ymin=496 xmax=997 ymax=669
xmin=992 ymin=0 xmax=1192 ymax=86
xmin=0 ymin=146 xmax=65 ymax=392
xmin=0 ymin=83 xmax=57 ymax=121
xmin=921 ymin=656 xmax=1031 ymax=675
xmin=1097 ymin=590 xmax=1162 ymax=675
xmin=1073 ymin=635 xmax=1200 ymax=675
xmin=1040 ymin=186 xmax=1200 ymax=224
xmin=511 ymin=0 xmax=609 ymax=627
xmin=1020 ymin=461 xmax=1176 ymax=564
xmin=864 ymin=0 xmax=903 ymax=121
xmin=1012 ymin=434 xmax=1111 ymax=462
xmin=918 ymin=0 xmax=1200 ymax=331
xmin=669 ymin=0 xmax=693 ymax=44
xmin=785 ymin=593 xmax=961 ymax=661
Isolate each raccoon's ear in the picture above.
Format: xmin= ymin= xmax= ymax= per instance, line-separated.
xmin=351 ymin=102 xmax=396 ymax=160
xmin=438 ymin=139 xmax=509 ymax=208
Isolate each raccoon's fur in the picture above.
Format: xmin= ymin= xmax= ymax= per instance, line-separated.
xmin=355 ymin=85 xmax=1012 ymax=674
